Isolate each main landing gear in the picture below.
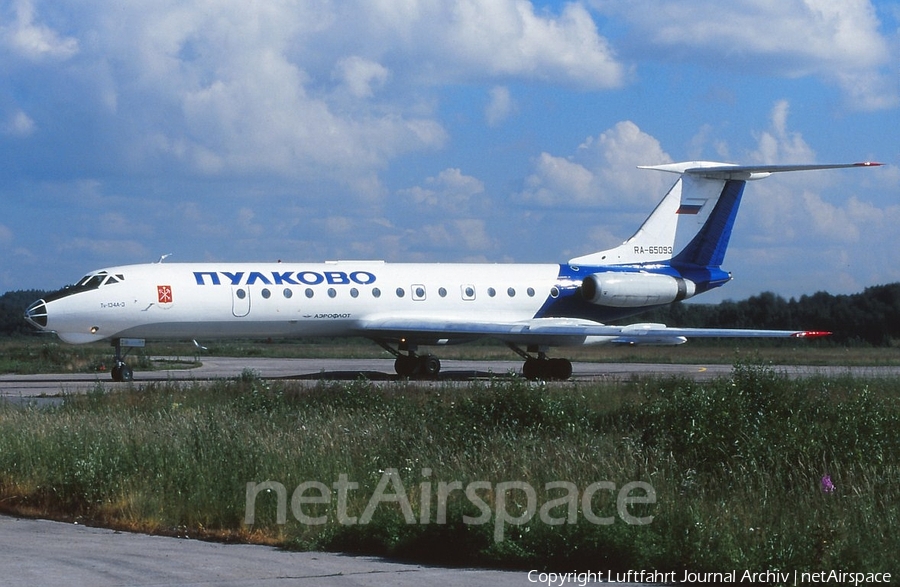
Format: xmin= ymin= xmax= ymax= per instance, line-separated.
xmin=375 ymin=339 xmax=572 ymax=381
xmin=376 ymin=339 xmax=442 ymax=378
xmin=508 ymin=343 xmax=573 ymax=381
xmin=109 ymin=338 xmax=144 ymax=382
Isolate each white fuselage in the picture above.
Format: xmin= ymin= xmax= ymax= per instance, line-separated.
xmin=39 ymin=261 xmax=570 ymax=345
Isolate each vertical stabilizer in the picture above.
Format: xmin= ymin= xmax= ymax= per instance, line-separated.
xmin=569 ymin=161 xmax=736 ymax=267
xmin=569 ymin=176 xmax=684 ymax=266
xmin=671 ymin=179 xmax=745 ymax=268
xmin=569 ymin=161 xmax=882 ymax=270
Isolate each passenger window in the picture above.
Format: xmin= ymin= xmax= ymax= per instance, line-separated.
xmin=262 ymin=288 xmax=271 ymax=299
xmin=462 ymin=285 xmax=476 ymax=300
xmin=305 ymin=288 xmax=314 ymax=298
xmin=396 ymin=287 xmax=405 ymax=298
xmin=373 ymin=288 xmax=382 ymax=298
xmin=412 ymin=285 xmax=426 ymax=300
xmin=507 ymin=287 xmax=516 ymax=297
xmin=487 ymin=287 xmax=496 ymax=297
xmin=527 ymin=287 xmax=535 ymax=297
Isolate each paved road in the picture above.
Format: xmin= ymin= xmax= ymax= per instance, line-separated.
xmin=3 ymin=357 xmax=898 ymax=399
xmin=3 ymin=514 xmax=609 ymax=587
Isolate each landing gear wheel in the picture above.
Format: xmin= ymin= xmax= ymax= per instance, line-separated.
xmin=394 ymin=355 xmax=418 ymax=377
xmin=419 ymin=354 xmax=441 ymax=378
xmin=548 ymin=358 xmax=572 ymax=380
xmin=111 ymin=362 xmax=133 ymax=382
xmin=394 ymin=354 xmax=442 ymax=378
xmin=522 ymin=357 xmax=572 ymax=381
xmin=523 ymin=358 xmax=542 ymax=380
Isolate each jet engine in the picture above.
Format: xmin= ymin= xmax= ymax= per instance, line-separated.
xmin=581 ymin=273 xmax=695 ymax=307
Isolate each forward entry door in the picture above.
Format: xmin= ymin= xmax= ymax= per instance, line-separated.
xmin=232 ymin=286 xmax=251 ymax=317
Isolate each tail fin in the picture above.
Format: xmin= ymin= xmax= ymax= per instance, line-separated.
xmin=569 ymin=172 xmax=686 ymax=266
xmin=570 ymin=161 xmax=882 ymax=269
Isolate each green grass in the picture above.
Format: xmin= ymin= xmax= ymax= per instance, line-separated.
xmin=0 ymin=363 xmax=896 ymax=572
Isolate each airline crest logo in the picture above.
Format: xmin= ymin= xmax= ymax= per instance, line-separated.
xmin=157 ymin=285 xmax=173 ymax=304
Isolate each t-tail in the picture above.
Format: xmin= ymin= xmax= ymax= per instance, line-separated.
xmin=572 ymin=161 xmax=882 ymax=269
xmin=569 ymin=161 xmax=882 ymax=304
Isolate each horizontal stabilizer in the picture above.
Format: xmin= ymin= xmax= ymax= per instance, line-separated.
xmin=640 ymin=161 xmax=883 ymax=181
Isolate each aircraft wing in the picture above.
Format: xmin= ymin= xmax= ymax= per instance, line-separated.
xmin=356 ymin=316 xmax=829 ymax=346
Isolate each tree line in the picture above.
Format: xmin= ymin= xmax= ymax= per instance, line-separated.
xmin=1 ymin=290 xmax=47 ymax=337
xmin=3 ymin=283 xmax=900 ymax=346
xmin=634 ymin=283 xmax=900 ymax=346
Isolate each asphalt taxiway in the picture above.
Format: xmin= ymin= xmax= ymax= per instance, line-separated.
xmin=3 ymin=357 xmax=899 ymax=399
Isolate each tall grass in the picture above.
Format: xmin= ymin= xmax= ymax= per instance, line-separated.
xmin=0 ymin=364 xmax=896 ymax=572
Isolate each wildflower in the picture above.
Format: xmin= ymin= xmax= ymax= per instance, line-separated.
xmin=820 ymin=474 xmax=835 ymax=493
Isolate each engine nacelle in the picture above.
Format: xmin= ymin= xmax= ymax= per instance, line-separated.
xmin=582 ymin=273 xmax=695 ymax=307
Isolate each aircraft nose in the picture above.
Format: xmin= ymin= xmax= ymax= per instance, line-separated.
xmin=24 ymin=299 xmax=49 ymax=329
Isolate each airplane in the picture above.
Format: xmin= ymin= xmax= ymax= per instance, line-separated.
xmin=24 ymin=161 xmax=881 ymax=382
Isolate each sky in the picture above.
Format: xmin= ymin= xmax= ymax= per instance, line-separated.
xmin=1 ymin=0 xmax=899 ymax=303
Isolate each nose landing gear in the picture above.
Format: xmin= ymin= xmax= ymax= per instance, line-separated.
xmin=109 ymin=338 xmax=144 ymax=382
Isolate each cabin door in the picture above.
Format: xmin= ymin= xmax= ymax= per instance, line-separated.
xmin=232 ymin=286 xmax=251 ymax=317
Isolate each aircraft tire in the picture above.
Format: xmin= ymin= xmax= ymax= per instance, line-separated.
xmin=549 ymin=358 xmax=572 ymax=380
xmin=419 ymin=355 xmax=441 ymax=377
xmin=111 ymin=363 xmax=133 ymax=383
xmin=394 ymin=355 xmax=418 ymax=377
xmin=522 ymin=357 xmax=572 ymax=381
xmin=522 ymin=358 xmax=542 ymax=380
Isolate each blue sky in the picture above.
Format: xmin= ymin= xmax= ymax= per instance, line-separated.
xmin=2 ymin=0 xmax=898 ymax=303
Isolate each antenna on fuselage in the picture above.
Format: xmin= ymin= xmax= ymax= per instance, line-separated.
xmin=156 ymin=253 xmax=173 ymax=263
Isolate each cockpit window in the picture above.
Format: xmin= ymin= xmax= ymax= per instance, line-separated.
xmin=78 ymin=274 xmax=107 ymax=289
xmin=43 ymin=270 xmax=124 ymax=302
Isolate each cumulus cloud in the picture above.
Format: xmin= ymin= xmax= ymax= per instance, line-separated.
xmin=333 ymin=56 xmax=390 ymax=99
xmin=399 ymin=168 xmax=485 ymax=212
xmin=443 ymin=1 xmax=624 ymax=88
xmin=485 ymin=86 xmax=514 ymax=127
xmin=749 ymin=100 xmax=817 ymax=164
xmin=2 ymin=0 xmax=79 ymax=60
xmin=2 ymin=109 xmax=35 ymax=137
xmin=415 ymin=219 xmax=493 ymax=251
xmin=517 ymin=120 xmax=673 ymax=208
xmin=393 ymin=168 xmax=494 ymax=256
xmin=594 ymin=0 xmax=897 ymax=109
xmin=0 ymin=0 xmax=627 ymax=192
xmin=711 ymin=101 xmax=900 ymax=296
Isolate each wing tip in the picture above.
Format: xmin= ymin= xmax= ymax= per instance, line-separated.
xmin=791 ymin=330 xmax=832 ymax=338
